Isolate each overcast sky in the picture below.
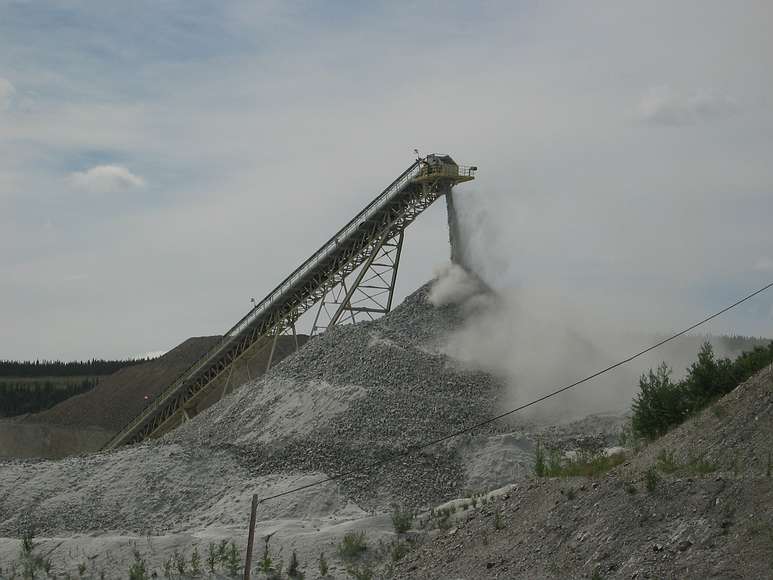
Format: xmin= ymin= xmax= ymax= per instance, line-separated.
xmin=1 ymin=1 xmax=772 ymax=360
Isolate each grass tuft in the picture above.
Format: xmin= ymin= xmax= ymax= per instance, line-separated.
xmin=338 ymin=531 xmax=368 ymax=561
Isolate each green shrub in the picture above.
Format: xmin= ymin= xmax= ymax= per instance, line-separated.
xmin=631 ymin=363 xmax=687 ymax=439
xmin=390 ymin=541 xmax=410 ymax=562
xmin=20 ymin=529 xmax=34 ymax=557
xmin=206 ymin=543 xmax=218 ymax=574
xmin=494 ymin=507 xmax=505 ymax=530
xmin=683 ymin=343 xmax=734 ymax=409
xmin=128 ymin=550 xmax=148 ymax=580
xmin=656 ymin=450 xmax=679 ymax=473
xmin=345 ymin=565 xmax=373 ymax=580
xmin=190 ymin=545 xmax=201 ymax=576
xmin=173 ymin=549 xmax=186 ymax=576
xmin=685 ymin=455 xmax=718 ymax=475
xmin=535 ymin=449 xmax=626 ymax=478
xmin=258 ymin=537 xmax=274 ymax=574
xmin=632 ymin=341 xmax=773 ymax=440
xmin=656 ymin=450 xmax=718 ymax=475
xmin=319 ymin=552 xmax=329 ymax=577
xmin=391 ymin=504 xmax=414 ymax=534
xmin=534 ymin=441 xmax=546 ymax=477
xmin=225 ymin=542 xmax=240 ymax=576
xmin=644 ymin=467 xmax=660 ymax=492
xmin=338 ymin=531 xmax=367 ymax=560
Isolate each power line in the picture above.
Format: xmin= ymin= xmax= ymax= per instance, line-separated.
xmin=258 ymin=280 xmax=773 ymax=504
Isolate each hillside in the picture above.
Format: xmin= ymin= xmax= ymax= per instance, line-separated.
xmin=395 ymin=364 xmax=773 ymax=579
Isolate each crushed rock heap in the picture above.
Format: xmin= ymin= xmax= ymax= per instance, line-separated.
xmin=0 ymin=277 xmax=504 ymax=537
xmin=170 ymin=279 xmax=504 ymax=508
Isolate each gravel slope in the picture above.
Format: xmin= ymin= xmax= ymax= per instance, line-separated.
xmin=0 ymin=281 xmax=504 ymax=537
xmin=394 ymin=365 xmax=773 ymax=580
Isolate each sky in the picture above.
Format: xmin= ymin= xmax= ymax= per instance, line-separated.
xmin=1 ymin=0 xmax=772 ymax=360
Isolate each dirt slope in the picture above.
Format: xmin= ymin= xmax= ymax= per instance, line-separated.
xmin=22 ymin=336 xmax=222 ymax=431
xmin=395 ymin=365 xmax=773 ymax=580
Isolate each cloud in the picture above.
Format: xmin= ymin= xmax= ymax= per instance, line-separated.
xmin=67 ymin=165 xmax=145 ymax=193
xmin=0 ymin=77 xmax=15 ymax=110
xmin=755 ymin=257 xmax=773 ymax=272
xmin=637 ymin=86 xmax=738 ymax=126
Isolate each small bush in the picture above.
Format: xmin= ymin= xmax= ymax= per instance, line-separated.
xmin=338 ymin=531 xmax=367 ymax=560
xmin=190 ymin=545 xmax=201 ymax=576
xmin=20 ymin=529 xmax=34 ymax=557
xmin=624 ymin=481 xmax=637 ymax=495
xmin=685 ymin=455 xmax=718 ymax=475
xmin=644 ymin=468 xmax=660 ymax=492
xmin=319 ymin=552 xmax=329 ymax=577
xmin=259 ymin=536 xmax=276 ymax=575
xmin=656 ymin=450 xmax=679 ymax=474
xmin=493 ymin=507 xmax=505 ymax=530
xmin=535 ymin=449 xmax=626 ymax=478
xmin=345 ymin=565 xmax=374 ymax=580
xmin=217 ymin=539 xmax=229 ymax=564
xmin=206 ymin=543 xmax=218 ymax=574
xmin=656 ymin=450 xmax=718 ymax=475
xmin=173 ymin=549 xmax=186 ymax=576
xmin=534 ymin=441 xmax=546 ymax=477
xmin=390 ymin=541 xmax=410 ymax=562
xmin=128 ymin=550 xmax=148 ymax=580
xmin=391 ymin=505 xmax=414 ymax=534
xmin=225 ymin=542 xmax=240 ymax=576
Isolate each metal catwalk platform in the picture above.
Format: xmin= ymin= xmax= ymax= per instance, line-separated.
xmin=103 ymin=155 xmax=475 ymax=449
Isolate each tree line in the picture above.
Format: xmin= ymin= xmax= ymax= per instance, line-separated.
xmin=632 ymin=340 xmax=773 ymax=439
xmin=0 ymin=379 xmax=98 ymax=417
xmin=0 ymin=357 xmax=151 ymax=378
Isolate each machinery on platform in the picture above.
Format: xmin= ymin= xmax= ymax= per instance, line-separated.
xmin=102 ymin=155 xmax=475 ymax=449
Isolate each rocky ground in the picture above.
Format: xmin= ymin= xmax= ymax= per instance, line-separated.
xmin=394 ymin=365 xmax=773 ymax=580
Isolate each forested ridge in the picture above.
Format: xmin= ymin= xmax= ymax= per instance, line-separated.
xmin=0 ymin=358 xmax=150 ymax=378
xmin=0 ymin=356 xmax=154 ymax=418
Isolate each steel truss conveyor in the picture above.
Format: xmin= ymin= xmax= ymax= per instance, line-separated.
xmin=103 ymin=155 xmax=475 ymax=449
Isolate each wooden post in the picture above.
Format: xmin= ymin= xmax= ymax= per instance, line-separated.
xmin=243 ymin=494 xmax=259 ymax=580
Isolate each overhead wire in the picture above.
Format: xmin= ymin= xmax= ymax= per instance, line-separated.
xmin=256 ymin=280 xmax=773 ymax=504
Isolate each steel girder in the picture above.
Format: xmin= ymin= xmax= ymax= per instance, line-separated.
xmin=310 ymin=230 xmax=404 ymax=335
xmin=103 ymin=164 xmax=472 ymax=450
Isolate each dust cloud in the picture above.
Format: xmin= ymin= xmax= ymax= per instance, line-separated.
xmin=429 ymin=259 xmax=745 ymax=423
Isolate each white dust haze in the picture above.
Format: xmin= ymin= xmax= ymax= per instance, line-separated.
xmin=431 ymin=191 xmax=752 ymax=422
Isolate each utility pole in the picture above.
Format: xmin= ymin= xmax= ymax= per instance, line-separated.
xmin=243 ymin=494 xmax=259 ymax=580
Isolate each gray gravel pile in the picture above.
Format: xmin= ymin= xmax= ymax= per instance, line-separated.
xmin=0 ymin=444 xmax=253 ymax=536
xmin=0 ymin=279 xmax=504 ymax=537
xmin=171 ymin=281 xmax=504 ymax=508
